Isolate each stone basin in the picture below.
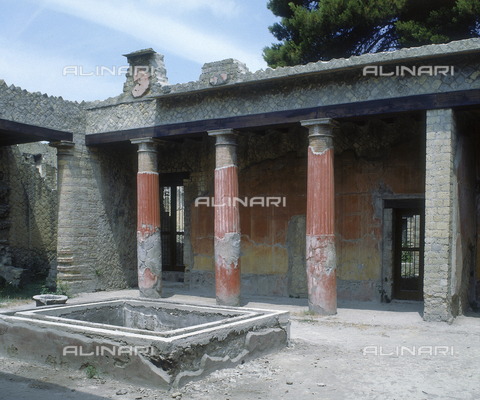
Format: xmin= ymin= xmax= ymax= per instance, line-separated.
xmin=0 ymin=298 xmax=289 ymax=389
xmin=32 ymin=294 xmax=68 ymax=307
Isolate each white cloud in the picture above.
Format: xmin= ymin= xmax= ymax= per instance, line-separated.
xmin=143 ymin=0 xmax=242 ymax=18
xmin=0 ymin=38 xmax=122 ymax=101
xmin=39 ymin=0 xmax=266 ymax=71
xmin=9 ymin=6 xmax=46 ymax=41
xmin=0 ymin=0 xmax=276 ymax=101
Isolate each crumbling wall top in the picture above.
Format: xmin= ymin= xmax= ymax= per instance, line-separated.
xmin=149 ymin=37 xmax=480 ymax=98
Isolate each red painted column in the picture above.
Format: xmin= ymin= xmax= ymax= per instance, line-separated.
xmin=301 ymin=118 xmax=338 ymax=315
xmin=131 ymin=138 xmax=162 ymax=298
xmin=208 ymin=129 xmax=241 ymax=306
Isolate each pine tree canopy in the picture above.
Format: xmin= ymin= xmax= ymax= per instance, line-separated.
xmin=263 ymin=0 xmax=480 ymax=68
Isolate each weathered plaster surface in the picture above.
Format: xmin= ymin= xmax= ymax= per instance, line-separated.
xmin=286 ymin=215 xmax=307 ymax=298
xmin=214 ymin=232 xmax=241 ymax=306
xmin=306 ymin=235 xmax=337 ymax=314
xmin=451 ymin=116 xmax=477 ymax=316
xmin=137 ymin=230 xmax=162 ymax=298
xmin=215 ymin=232 xmax=240 ymax=268
xmin=335 ymin=124 xmax=425 ymax=301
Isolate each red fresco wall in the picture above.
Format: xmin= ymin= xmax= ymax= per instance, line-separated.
xmin=336 ymin=139 xmax=425 ymax=286
xmin=191 ymin=136 xmax=424 ymax=300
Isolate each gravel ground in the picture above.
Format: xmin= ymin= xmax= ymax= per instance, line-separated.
xmin=0 ymin=289 xmax=479 ymax=400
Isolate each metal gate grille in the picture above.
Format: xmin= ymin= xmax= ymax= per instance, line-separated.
xmin=394 ymin=208 xmax=424 ymax=300
xmin=160 ymin=185 xmax=185 ymax=272
xmin=400 ymin=214 xmax=421 ymax=291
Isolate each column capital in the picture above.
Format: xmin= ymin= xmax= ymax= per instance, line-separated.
xmin=131 ymin=137 xmax=155 ymax=144
xmin=131 ymin=137 xmax=158 ymax=150
xmin=301 ymin=118 xmax=338 ymax=138
xmin=209 ymin=129 xmax=238 ymax=169
xmin=132 ymin=138 xmax=160 ymax=173
xmin=208 ymin=129 xmax=238 ymax=146
xmin=131 ymin=137 xmax=169 ymax=156
xmin=50 ymin=140 xmax=75 ymax=156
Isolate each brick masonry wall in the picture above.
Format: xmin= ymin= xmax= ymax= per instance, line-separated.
xmin=424 ymin=109 xmax=476 ymax=321
xmin=424 ymin=109 xmax=457 ymax=321
xmin=54 ymin=142 xmax=137 ymax=294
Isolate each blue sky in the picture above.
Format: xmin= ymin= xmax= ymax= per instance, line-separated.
xmin=0 ymin=0 xmax=279 ymax=102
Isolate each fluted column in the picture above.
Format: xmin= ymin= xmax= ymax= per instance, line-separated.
xmin=131 ymin=138 xmax=162 ymax=298
xmin=208 ymin=129 xmax=241 ymax=306
xmin=301 ymin=118 xmax=338 ymax=315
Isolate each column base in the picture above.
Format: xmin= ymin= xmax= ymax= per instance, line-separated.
xmin=137 ymin=231 xmax=162 ymax=299
xmin=306 ymin=234 xmax=337 ymax=315
xmin=215 ymin=233 xmax=241 ymax=307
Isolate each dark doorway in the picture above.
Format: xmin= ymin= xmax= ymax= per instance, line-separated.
xmin=160 ymin=185 xmax=185 ymax=273
xmin=393 ymin=208 xmax=424 ymax=300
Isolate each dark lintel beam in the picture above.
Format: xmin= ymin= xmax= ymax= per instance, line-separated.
xmin=0 ymin=118 xmax=73 ymax=146
xmin=85 ymin=88 xmax=480 ymax=146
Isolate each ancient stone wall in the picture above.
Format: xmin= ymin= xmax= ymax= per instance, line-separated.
xmin=85 ymin=100 xmax=156 ymax=134
xmin=0 ymin=80 xmax=84 ymax=131
xmin=81 ymin=40 xmax=480 ymax=136
xmin=54 ymin=140 xmax=138 ymax=294
xmin=0 ymin=80 xmax=84 ymax=287
xmin=146 ymin=52 xmax=480 ymax=128
xmin=423 ymin=109 xmax=478 ymax=321
xmin=151 ymin=39 xmax=480 ymax=102
xmin=0 ymin=147 xmax=20 ymax=285
xmin=0 ymin=79 xmax=139 ymax=293
xmin=6 ymin=144 xmax=58 ymax=284
xmin=424 ymin=109 xmax=457 ymax=321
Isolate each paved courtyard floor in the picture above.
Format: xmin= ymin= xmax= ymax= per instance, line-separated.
xmin=0 ymin=285 xmax=479 ymax=399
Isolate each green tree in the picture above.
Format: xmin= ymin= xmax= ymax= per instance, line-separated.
xmin=263 ymin=0 xmax=480 ymax=68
